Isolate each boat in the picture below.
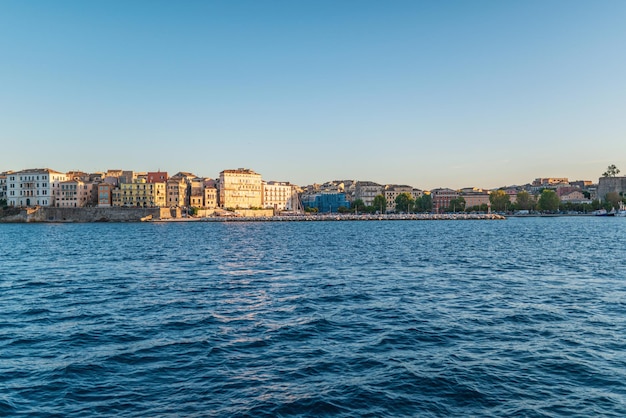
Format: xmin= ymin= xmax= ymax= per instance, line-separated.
xmin=594 ymin=208 xmax=616 ymax=217
xmin=617 ymin=202 xmax=626 ymax=217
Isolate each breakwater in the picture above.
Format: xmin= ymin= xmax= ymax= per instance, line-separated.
xmin=159 ymin=213 xmax=506 ymax=222
xmin=0 ymin=207 xmax=505 ymax=223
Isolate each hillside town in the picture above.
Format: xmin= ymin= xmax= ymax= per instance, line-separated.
xmin=1 ymin=166 xmax=626 ymax=218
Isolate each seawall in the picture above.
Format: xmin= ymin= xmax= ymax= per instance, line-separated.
xmin=0 ymin=207 xmax=170 ymax=223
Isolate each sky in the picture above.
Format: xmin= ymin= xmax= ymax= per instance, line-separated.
xmin=1 ymin=0 xmax=625 ymax=190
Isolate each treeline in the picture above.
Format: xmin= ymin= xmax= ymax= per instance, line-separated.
xmin=329 ymin=189 xmax=626 ymax=214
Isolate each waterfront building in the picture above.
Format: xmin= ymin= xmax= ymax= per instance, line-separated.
xmin=301 ymin=192 xmax=350 ymax=213
xmin=219 ymin=168 xmax=262 ymax=209
xmin=0 ymin=172 xmax=9 ymax=203
xmin=167 ymin=176 xmax=189 ymax=207
xmin=98 ymin=183 xmax=115 ymax=207
xmin=263 ymin=181 xmax=299 ymax=212
xmin=6 ymin=168 xmax=68 ymax=207
xmin=430 ymin=188 xmax=459 ymax=213
xmin=56 ymin=180 xmax=97 ymax=207
xmin=460 ymin=188 xmax=490 ymax=209
xmin=188 ymin=177 xmax=212 ymax=208
xmin=204 ymin=185 xmax=218 ymax=208
xmin=384 ymin=185 xmax=422 ymax=212
xmin=112 ymin=179 xmax=166 ymax=207
xmin=355 ymin=181 xmax=383 ymax=206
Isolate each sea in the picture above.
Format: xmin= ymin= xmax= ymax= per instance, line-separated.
xmin=1 ymin=217 xmax=625 ymax=417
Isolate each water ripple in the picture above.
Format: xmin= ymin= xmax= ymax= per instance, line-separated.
xmin=1 ymin=218 xmax=626 ymax=416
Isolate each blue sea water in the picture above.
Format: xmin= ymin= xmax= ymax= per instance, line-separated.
xmin=1 ymin=217 xmax=626 ymax=417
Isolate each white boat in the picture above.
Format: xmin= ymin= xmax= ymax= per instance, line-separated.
xmin=617 ymin=202 xmax=626 ymax=217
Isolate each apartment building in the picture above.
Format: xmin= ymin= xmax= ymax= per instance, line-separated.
xmin=112 ymin=179 xmax=166 ymax=207
xmin=355 ymin=181 xmax=383 ymax=206
xmin=56 ymin=180 xmax=97 ymax=207
xmin=6 ymin=168 xmax=68 ymax=207
xmin=430 ymin=188 xmax=459 ymax=213
xmin=263 ymin=181 xmax=298 ymax=211
xmin=384 ymin=185 xmax=423 ymax=212
xmin=98 ymin=183 xmax=115 ymax=207
xmin=219 ymin=168 xmax=262 ymax=209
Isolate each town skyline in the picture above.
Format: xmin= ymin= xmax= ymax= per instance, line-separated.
xmin=0 ymin=163 xmax=608 ymax=192
xmin=2 ymin=1 xmax=626 ymax=190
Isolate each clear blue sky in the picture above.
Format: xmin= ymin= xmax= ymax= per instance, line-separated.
xmin=1 ymin=0 xmax=625 ymax=189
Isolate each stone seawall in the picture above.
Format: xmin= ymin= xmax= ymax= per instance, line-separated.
xmin=0 ymin=207 xmax=168 ymax=223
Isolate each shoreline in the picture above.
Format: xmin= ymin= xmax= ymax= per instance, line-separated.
xmin=154 ymin=213 xmax=506 ymax=222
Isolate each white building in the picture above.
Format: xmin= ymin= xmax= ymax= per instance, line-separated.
xmin=263 ymin=181 xmax=299 ymax=212
xmin=6 ymin=168 xmax=68 ymax=207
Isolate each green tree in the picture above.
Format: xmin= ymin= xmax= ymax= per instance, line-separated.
xmin=352 ymin=199 xmax=366 ymax=213
xmin=0 ymin=198 xmax=6 ymax=208
xmin=394 ymin=192 xmax=415 ymax=213
xmin=447 ymin=197 xmax=466 ymax=212
xmin=415 ymin=193 xmax=433 ymax=212
xmin=514 ymin=190 xmax=534 ymax=211
xmin=373 ymin=194 xmax=387 ymax=214
xmin=605 ymin=191 xmax=621 ymax=209
xmin=602 ymin=164 xmax=621 ymax=177
xmin=537 ymin=189 xmax=560 ymax=212
xmin=489 ymin=190 xmax=511 ymax=212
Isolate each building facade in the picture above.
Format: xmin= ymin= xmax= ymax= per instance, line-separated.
xmin=384 ymin=185 xmax=423 ymax=213
xmin=98 ymin=183 xmax=115 ymax=207
xmin=112 ymin=179 xmax=166 ymax=207
xmin=56 ymin=180 xmax=97 ymax=207
xmin=355 ymin=181 xmax=383 ymax=207
xmin=301 ymin=192 xmax=350 ymax=213
xmin=219 ymin=168 xmax=262 ymax=209
xmin=263 ymin=181 xmax=298 ymax=212
xmin=6 ymin=168 xmax=68 ymax=207
xmin=0 ymin=172 xmax=8 ymax=203
xmin=430 ymin=188 xmax=459 ymax=213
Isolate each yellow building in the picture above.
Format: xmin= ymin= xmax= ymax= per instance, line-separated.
xmin=112 ymin=179 xmax=166 ymax=207
xmin=219 ymin=168 xmax=262 ymax=209
xmin=384 ymin=185 xmax=423 ymax=212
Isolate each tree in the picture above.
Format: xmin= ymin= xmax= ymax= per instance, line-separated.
xmin=537 ymin=189 xmax=560 ymax=212
xmin=0 ymin=198 xmax=6 ymax=208
xmin=605 ymin=191 xmax=621 ymax=209
xmin=602 ymin=164 xmax=621 ymax=177
xmin=352 ymin=199 xmax=366 ymax=213
xmin=394 ymin=192 xmax=414 ymax=213
xmin=373 ymin=194 xmax=387 ymax=214
xmin=414 ymin=193 xmax=433 ymax=212
xmin=447 ymin=197 xmax=466 ymax=213
xmin=514 ymin=190 xmax=534 ymax=211
xmin=489 ymin=190 xmax=511 ymax=212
